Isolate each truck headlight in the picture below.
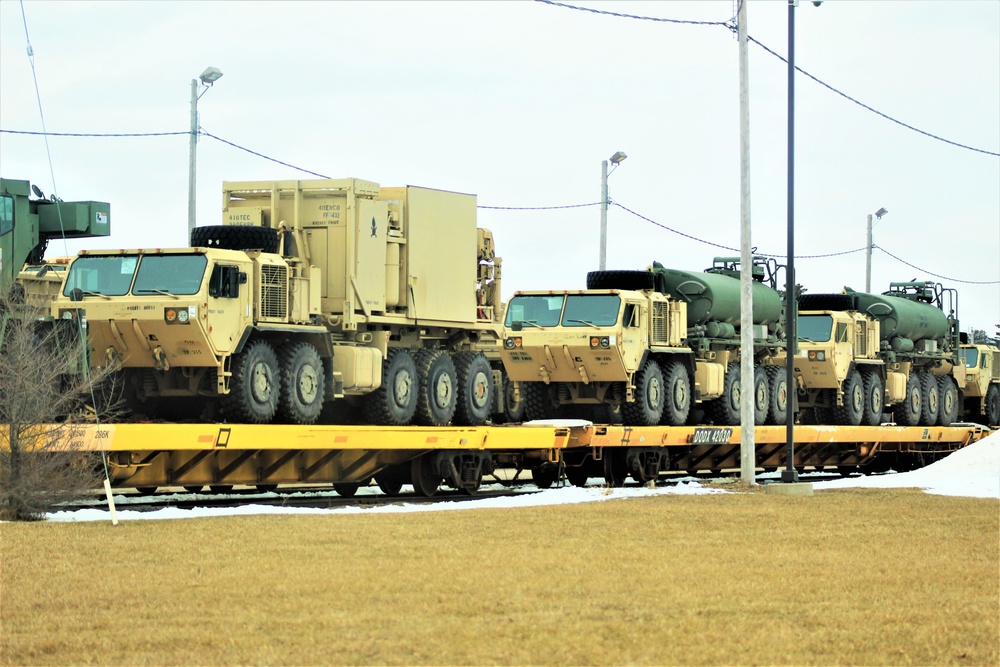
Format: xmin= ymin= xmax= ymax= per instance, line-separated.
xmin=177 ymin=309 xmax=189 ymax=323
xmin=504 ymin=337 xmax=521 ymax=349
xmin=807 ymin=350 xmax=826 ymax=361
xmin=590 ymin=336 xmax=611 ymax=349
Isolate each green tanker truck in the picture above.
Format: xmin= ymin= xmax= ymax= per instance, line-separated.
xmin=780 ymin=281 xmax=963 ymax=426
xmin=498 ymin=256 xmax=788 ymax=427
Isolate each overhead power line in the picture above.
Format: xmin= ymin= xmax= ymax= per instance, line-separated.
xmin=874 ymin=245 xmax=1000 ymax=285
xmin=479 ymin=202 xmax=600 ymax=210
xmin=536 ymin=0 xmax=1000 ymax=158
xmin=1 ymin=129 xmax=189 ymax=137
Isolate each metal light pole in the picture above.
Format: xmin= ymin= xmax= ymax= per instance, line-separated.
xmin=783 ymin=1 xmax=798 ymax=484
xmin=865 ymin=207 xmax=888 ymax=293
xmin=599 ymin=151 xmax=627 ymax=270
xmin=188 ymin=66 xmax=223 ymax=240
xmin=737 ymin=0 xmax=756 ymax=485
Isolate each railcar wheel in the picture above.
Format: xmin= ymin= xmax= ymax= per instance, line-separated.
xmin=277 ymin=341 xmax=325 ymax=425
xmin=209 ymin=485 xmax=233 ymax=493
xmin=985 ymin=385 xmax=1000 ymax=427
xmin=622 ymin=359 xmax=664 ymax=426
xmin=414 ymin=350 xmax=458 ymax=426
xmin=410 ymin=454 xmax=442 ymax=497
xmin=522 ymin=382 xmax=559 ymax=421
xmin=833 ymin=368 xmax=864 ymax=426
xmin=364 ymin=349 xmax=418 ymax=426
xmin=375 ymin=473 xmax=405 ymax=497
xmin=223 ymin=339 xmax=280 ymax=424
xmin=893 ymin=375 xmax=922 ymax=426
xmin=532 ymin=464 xmax=559 ymax=489
xmin=659 ymin=359 xmax=691 ymax=426
xmin=565 ymin=464 xmax=590 ymax=488
xmin=918 ymin=372 xmax=940 ymax=426
xmin=860 ymin=369 xmax=884 ymax=426
xmin=603 ymin=450 xmax=628 ymax=487
xmin=334 ymin=482 xmax=360 ymax=497
xmin=752 ymin=365 xmax=769 ymax=425
xmin=707 ymin=363 xmax=741 ymax=425
xmin=136 ymin=487 xmax=157 ymax=495
xmin=453 ymin=352 xmax=493 ymax=426
xmin=935 ymin=375 xmax=959 ymax=426
xmin=183 ymin=486 xmax=204 ymax=493
xmin=766 ymin=365 xmax=788 ymax=425
xmin=256 ymin=485 xmax=278 ymax=493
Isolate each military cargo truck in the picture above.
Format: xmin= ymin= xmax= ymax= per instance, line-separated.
xmin=54 ymin=178 xmax=510 ymax=428
xmin=499 ymin=257 xmax=788 ymax=427
xmin=786 ymin=282 xmax=963 ymax=427
xmin=960 ymin=340 xmax=1000 ymax=426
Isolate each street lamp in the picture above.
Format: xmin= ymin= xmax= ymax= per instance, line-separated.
xmin=188 ymin=66 xmax=223 ymax=240
xmin=599 ymin=151 xmax=627 ymax=270
xmin=865 ymin=207 xmax=888 ymax=293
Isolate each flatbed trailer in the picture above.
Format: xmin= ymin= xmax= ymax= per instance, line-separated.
xmin=33 ymin=422 xmax=992 ymax=495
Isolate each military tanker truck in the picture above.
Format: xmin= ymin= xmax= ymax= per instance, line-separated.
xmin=960 ymin=338 xmax=1000 ymax=426
xmin=783 ymin=281 xmax=963 ymax=427
xmin=499 ymin=256 xmax=787 ymax=427
xmin=53 ymin=178 xmax=511 ymax=427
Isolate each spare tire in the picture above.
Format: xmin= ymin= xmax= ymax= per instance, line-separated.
xmin=586 ymin=270 xmax=655 ymax=291
xmin=191 ymin=225 xmax=280 ymax=253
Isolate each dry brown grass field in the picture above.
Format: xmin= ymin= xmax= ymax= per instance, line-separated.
xmin=2 ymin=487 xmax=998 ymax=666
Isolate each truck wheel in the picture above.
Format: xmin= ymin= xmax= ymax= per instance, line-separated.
xmin=860 ymin=369 xmax=884 ymax=426
xmin=414 ymin=350 xmax=457 ymax=426
xmin=191 ymin=225 xmax=280 ymax=253
xmin=935 ymin=375 xmax=959 ymax=426
xmin=985 ymin=385 xmax=1000 ymax=427
xmin=752 ymin=365 xmax=769 ymax=425
xmin=832 ymin=368 xmax=864 ymax=426
xmin=586 ymin=270 xmax=655 ymax=291
xmin=659 ymin=359 xmax=691 ymax=426
xmin=523 ymin=382 xmax=559 ymax=421
xmin=500 ymin=372 xmax=526 ymax=424
xmin=893 ymin=375 xmax=922 ymax=426
xmin=766 ymin=365 xmax=788 ymax=425
xmin=277 ymin=341 xmax=324 ymax=425
xmin=707 ymin=363 xmax=740 ymax=426
xmin=622 ymin=359 xmax=665 ymax=426
xmin=453 ymin=352 xmax=493 ymax=426
xmin=364 ymin=348 xmax=418 ymax=426
xmin=919 ymin=372 xmax=940 ymax=426
xmin=223 ymin=339 xmax=280 ymax=424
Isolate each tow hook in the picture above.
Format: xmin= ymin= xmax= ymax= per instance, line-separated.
xmin=152 ymin=346 xmax=170 ymax=371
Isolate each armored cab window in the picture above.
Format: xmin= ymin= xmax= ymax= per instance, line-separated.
xmin=797 ymin=314 xmax=833 ymax=342
xmin=0 ymin=195 xmax=12 ymax=236
xmin=835 ymin=321 xmax=849 ymax=343
xmin=133 ymin=254 xmax=208 ymax=296
xmin=504 ymin=294 xmax=564 ymax=328
xmin=962 ymin=347 xmax=978 ymax=368
xmin=63 ymin=255 xmax=137 ymax=296
xmin=623 ymin=302 xmax=638 ymax=328
xmin=562 ymin=294 xmax=621 ymax=327
xmin=209 ymin=264 xmax=242 ymax=298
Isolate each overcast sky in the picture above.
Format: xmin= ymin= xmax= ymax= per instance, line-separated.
xmin=1 ymin=1 xmax=997 ymax=332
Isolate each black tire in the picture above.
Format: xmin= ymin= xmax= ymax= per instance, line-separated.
xmin=277 ymin=341 xmax=324 ymax=425
xmin=523 ymin=382 xmax=559 ymax=421
xmin=893 ymin=374 xmax=922 ymax=426
xmin=833 ymin=367 xmax=864 ymax=426
xmin=622 ymin=359 xmax=665 ymax=426
xmin=766 ymin=365 xmax=788 ymax=425
xmin=183 ymin=486 xmax=204 ymax=493
xmin=223 ymin=339 xmax=280 ymax=424
xmin=500 ymin=373 xmax=526 ymax=424
xmin=414 ymin=350 xmax=457 ymax=426
xmin=565 ymin=464 xmax=590 ymax=487
xmin=410 ymin=455 xmax=441 ymax=497
xmin=985 ymin=384 xmax=1000 ymax=427
xmin=919 ymin=372 xmax=939 ymax=426
xmin=707 ymin=363 xmax=741 ymax=426
xmin=752 ymin=365 xmax=769 ymax=426
xmin=860 ymin=369 xmax=884 ymax=426
xmin=209 ymin=485 xmax=233 ymax=494
xmin=191 ymin=225 xmax=279 ymax=253
xmin=375 ymin=471 xmax=405 ymax=496
xmin=453 ymin=352 xmax=493 ymax=426
xmin=586 ymin=270 xmax=656 ymax=291
xmin=532 ymin=464 xmax=559 ymax=489
xmin=364 ymin=349 xmax=418 ymax=426
xmin=659 ymin=359 xmax=692 ymax=426
xmin=935 ymin=375 xmax=959 ymax=426
xmin=591 ymin=403 xmax=622 ymax=424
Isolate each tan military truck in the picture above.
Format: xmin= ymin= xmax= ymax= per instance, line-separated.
xmin=960 ymin=340 xmax=1000 ymax=426
xmin=499 ymin=257 xmax=788 ymax=428
xmin=54 ymin=178 xmax=511 ymax=427
xmin=787 ymin=283 xmax=964 ymax=427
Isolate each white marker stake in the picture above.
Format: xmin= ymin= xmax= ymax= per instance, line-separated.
xmin=103 ymin=478 xmax=119 ymax=525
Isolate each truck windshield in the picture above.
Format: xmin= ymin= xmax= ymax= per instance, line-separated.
xmin=562 ymin=294 xmax=621 ymax=327
xmin=133 ymin=254 xmax=207 ymax=295
xmin=962 ymin=347 xmax=979 ymax=368
xmin=504 ymin=295 xmax=565 ymax=327
xmin=797 ymin=314 xmax=833 ymax=342
xmin=63 ymin=253 xmax=208 ymax=297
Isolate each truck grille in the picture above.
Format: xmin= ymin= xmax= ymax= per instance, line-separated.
xmin=651 ymin=302 xmax=669 ymax=344
xmin=260 ymin=265 xmax=288 ymax=320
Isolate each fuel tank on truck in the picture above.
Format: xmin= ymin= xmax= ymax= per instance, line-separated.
xmin=799 ymin=284 xmax=952 ymax=344
xmin=649 ymin=263 xmax=783 ymax=327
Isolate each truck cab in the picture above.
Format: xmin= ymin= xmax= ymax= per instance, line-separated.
xmin=960 ymin=342 xmax=1000 ymax=425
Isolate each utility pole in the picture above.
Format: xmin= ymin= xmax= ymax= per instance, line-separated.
xmin=738 ymin=0 xmax=756 ymax=485
xmin=599 ymin=151 xmax=627 ymax=271
xmin=188 ymin=67 xmax=223 ymax=241
xmin=865 ymin=207 xmax=888 ymax=293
